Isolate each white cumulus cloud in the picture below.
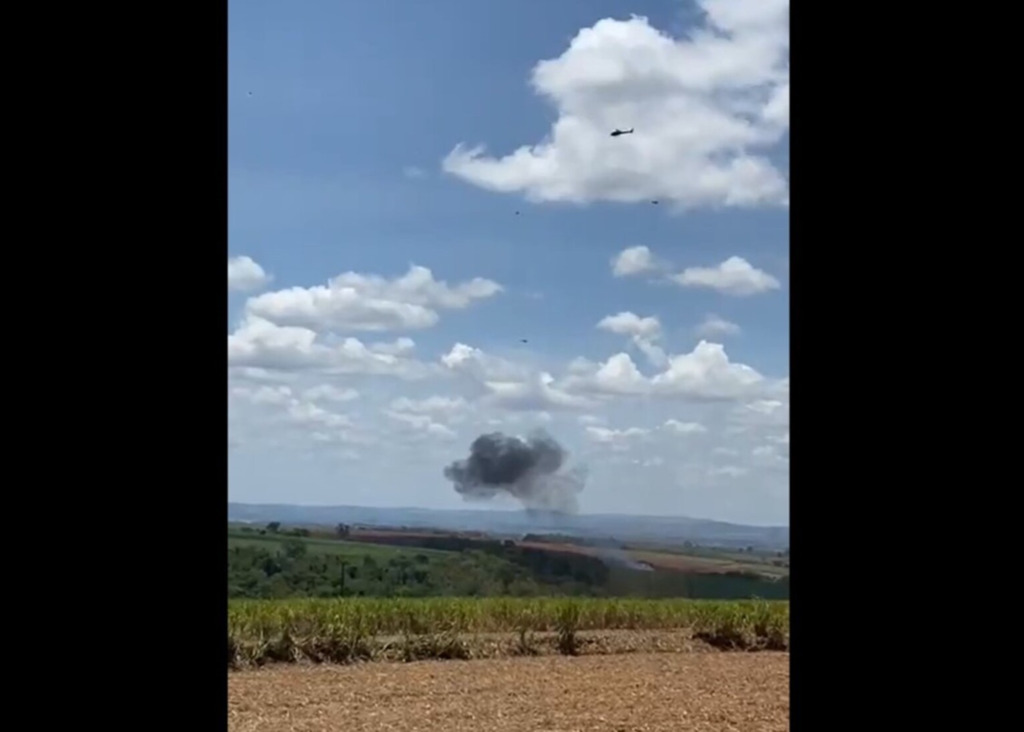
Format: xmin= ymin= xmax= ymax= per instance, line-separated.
xmin=597 ymin=311 xmax=667 ymax=369
xmin=611 ymin=246 xmax=657 ymax=277
xmin=671 ymin=256 xmax=779 ymax=296
xmin=245 ymin=265 xmax=502 ymax=333
xmin=563 ymin=340 xmax=765 ymax=401
xmin=483 ymin=372 xmax=594 ymax=412
xmin=651 ymin=341 xmax=763 ymax=398
xmin=442 ymin=2 xmax=789 ymax=208
xmin=229 ymin=252 xmax=788 ymax=524
xmin=228 ymin=256 xmax=272 ymax=293
xmin=227 ymin=315 xmax=433 ymax=379
xmin=597 ymin=311 xmax=662 ymax=340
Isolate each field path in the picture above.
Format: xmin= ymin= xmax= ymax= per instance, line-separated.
xmin=229 ymin=652 xmax=789 ymax=732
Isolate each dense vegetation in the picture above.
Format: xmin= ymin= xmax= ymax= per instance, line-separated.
xmin=228 ymin=596 xmax=790 ymax=666
xmin=228 ymin=527 xmax=788 ymax=600
xmin=229 ymin=543 xmax=579 ymax=598
xmin=226 ymin=526 xmax=790 ymax=667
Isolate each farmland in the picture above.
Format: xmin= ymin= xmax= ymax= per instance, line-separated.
xmin=228 ymin=596 xmax=789 ymax=666
xmin=227 ymin=525 xmax=791 ymax=729
xmin=229 ymin=653 xmax=790 ymax=732
xmin=229 ymin=522 xmax=788 ymax=601
xmin=341 ymin=528 xmax=787 ymax=578
xmin=228 ymin=523 xmax=789 ymax=669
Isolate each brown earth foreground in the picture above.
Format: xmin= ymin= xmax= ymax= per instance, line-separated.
xmin=229 ymin=652 xmax=789 ymax=732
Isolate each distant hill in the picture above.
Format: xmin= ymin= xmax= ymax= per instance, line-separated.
xmin=227 ymin=503 xmax=789 ymax=550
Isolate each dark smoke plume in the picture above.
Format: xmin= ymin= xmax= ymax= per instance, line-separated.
xmin=443 ymin=430 xmax=586 ymax=514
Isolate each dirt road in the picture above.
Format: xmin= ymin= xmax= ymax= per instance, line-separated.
xmin=229 ymin=653 xmax=789 ymax=732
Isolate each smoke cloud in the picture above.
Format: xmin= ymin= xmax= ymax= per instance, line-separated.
xmin=443 ymin=430 xmax=586 ymax=514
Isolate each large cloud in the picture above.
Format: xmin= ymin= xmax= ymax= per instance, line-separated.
xmin=441 ymin=343 xmax=594 ymax=412
xmin=230 ymin=325 xmax=789 ymax=522
xmin=226 ymin=250 xmax=787 ymax=521
xmin=246 ymin=265 xmax=502 ymax=333
xmin=227 ymin=315 xmax=434 ymax=379
xmin=442 ymin=2 xmax=789 ymax=208
xmin=562 ymin=340 xmax=766 ymax=400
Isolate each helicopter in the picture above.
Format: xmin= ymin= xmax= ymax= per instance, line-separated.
xmin=610 ymin=128 xmax=634 ymax=137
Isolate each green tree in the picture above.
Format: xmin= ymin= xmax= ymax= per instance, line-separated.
xmin=282 ymin=538 xmax=307 ymax=559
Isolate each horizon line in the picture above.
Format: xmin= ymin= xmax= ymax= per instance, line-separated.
xmin=227 ymin=500 xmax=789 ymax=530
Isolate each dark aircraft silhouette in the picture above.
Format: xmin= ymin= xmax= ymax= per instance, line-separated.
xmin=521 ymin=339 xmax=528 ymax=344
xmin=651 ymin=200 xmax=659 ymax=204
xmin=610 ymin=128 xmax=634 ymax=137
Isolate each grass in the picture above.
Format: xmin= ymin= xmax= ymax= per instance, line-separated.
xmin=228 ymin=597 xmax=789 ymax=667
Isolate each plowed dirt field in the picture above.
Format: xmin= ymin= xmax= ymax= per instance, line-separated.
xmin=229 ymin=652 xmax=789 ymax=732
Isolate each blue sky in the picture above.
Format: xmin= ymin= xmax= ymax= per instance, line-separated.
xmin=228 ymin=0 xmax=790 ymax=525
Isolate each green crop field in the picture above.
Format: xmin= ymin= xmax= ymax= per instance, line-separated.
xmin=228 ymin=597 xmax=789 ymax=666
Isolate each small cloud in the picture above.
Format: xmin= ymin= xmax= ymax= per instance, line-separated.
xmin=671 ymin=257 xmax=779 ymax=297
xmin=585 ymin=425 xmax=648 ymax=446
xmin=663 ymin=419 xmax=707 ymax=435
xmin=228 ymin=255 xmax=272 ymax=293
xmin=611 ymin=246 xmax=655 ymax=277
xmin=709 ymin=465 xmax=748 ymax=478
xmin=597 ymin=312 xmax=662 ymax=340
xmin=403 ymin=166 xmax=427 ymax=179
xmin=695 ymin=314 xmax=741 ymax=338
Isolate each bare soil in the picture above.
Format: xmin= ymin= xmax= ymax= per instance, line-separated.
xmin=228 ymin=652 xmax=789 ymax=732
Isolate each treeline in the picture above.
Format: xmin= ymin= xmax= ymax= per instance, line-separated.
xmin=336 ymin=532 xmax=618 ymax=585
xmin=228 ymin=542 xmax=599 ymax=599
xmin=227 ymin=537 xmax=788 ymax=600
